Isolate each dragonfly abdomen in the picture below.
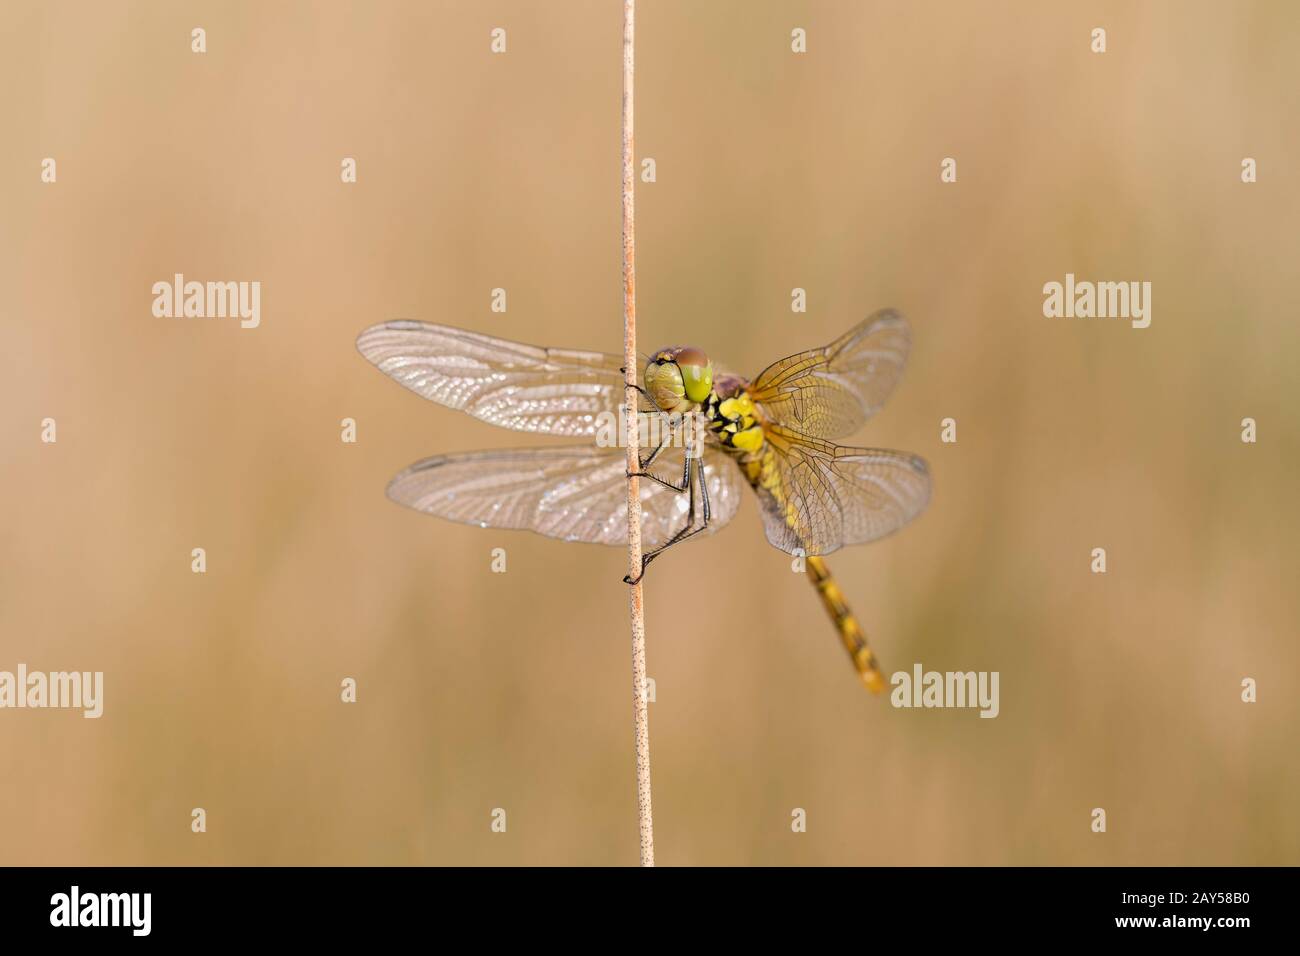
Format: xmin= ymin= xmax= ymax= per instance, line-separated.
xmin=805 ymin=556 xmax=885 ymax=693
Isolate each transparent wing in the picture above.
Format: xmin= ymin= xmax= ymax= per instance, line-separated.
xmin=386 ymin=444 xmax=743 ymax=550
xmin=357 ymin=321 xmax=655 ymax=436
xmin=748 ymin=309 xmax=911 ymax=439
xmin=753 ymin=424 xmax=930 ymax=556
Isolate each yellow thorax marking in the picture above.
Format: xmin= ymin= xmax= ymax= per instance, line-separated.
xmin=718 ymin=394 xmax=755 ymax=421
xmin=731 ymin=427 xmax=763 ymax=453
xmin=716 ymin=391 xmax=764 ymax=454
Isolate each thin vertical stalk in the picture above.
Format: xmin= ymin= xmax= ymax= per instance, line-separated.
xmin=621 ymin=0 xmax=654 ymax=867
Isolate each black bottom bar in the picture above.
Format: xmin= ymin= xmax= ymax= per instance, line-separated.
xmin=0 ymin=865 xmax=1288 ymax=941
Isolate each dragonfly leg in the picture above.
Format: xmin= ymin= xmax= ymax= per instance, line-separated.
xmin=628 ymin=414 xmax=692 ymax=491
xmin=633 ymin=416 xmax=674 ymax=472
xmin=624 ymin=457 xmax=711 ymax=585
xmin=621 ymin=370 xmax=660 ymax=420
xmin=622 ymin=377 xmax=653 ymax=404
xmin=696 ymin=454 xmax=711 ymax=523
xmin=626 ymin=418 xmax=696 ymax=494
xmin=621 ymin=365 xmax=677 ymax=469
xmin=629 ymin=443 xmax=691 ymax=493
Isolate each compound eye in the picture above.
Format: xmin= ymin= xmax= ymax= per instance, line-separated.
xmin=672 ymin=348 xmax=713 ymax=404
xmin=642 ymin=357 xmax=685 ymax=411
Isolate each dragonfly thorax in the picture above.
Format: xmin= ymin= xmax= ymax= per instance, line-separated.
xmin=703 ymin=387 xmax=765 ymax=455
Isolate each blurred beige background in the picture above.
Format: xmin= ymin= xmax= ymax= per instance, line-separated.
xmin=2 ymin=0 xmax=1297 ymax=865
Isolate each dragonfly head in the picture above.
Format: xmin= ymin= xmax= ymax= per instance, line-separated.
xmin=644 ymin=347 xmax=713 ymax=412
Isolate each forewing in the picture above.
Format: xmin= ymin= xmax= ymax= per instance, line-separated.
xmin=386 ymin=444 xmax=743 ymax=551
xmin=755 ymin=425 xmax=930 ymax=555
xmin=749 ymin=309 xmax=911 ymax=439
xmin=357 ymin=321 xmax=654 ymax=436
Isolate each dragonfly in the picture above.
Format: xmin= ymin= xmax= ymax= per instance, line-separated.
xmin=356 ymin=310 xmax=930 ymax=691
